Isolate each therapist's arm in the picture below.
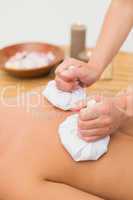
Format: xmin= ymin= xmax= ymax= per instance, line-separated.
xmin=55 ymin=0 xmax=133 ymax=91
xmin=89 ymin=0 xmax=133 ymax=71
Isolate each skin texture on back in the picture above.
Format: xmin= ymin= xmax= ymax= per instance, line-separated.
xmin=0 ymin=92 xmax=132 ymax=200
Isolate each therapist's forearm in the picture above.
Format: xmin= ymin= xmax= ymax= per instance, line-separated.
xmin=89 ymin=0 xmax=133 ymax=73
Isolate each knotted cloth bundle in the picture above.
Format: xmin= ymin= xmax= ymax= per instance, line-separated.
xmin=43 ymin=80 xmax=110 ymax=161
xmin=42 ymin=80 xmax=86 ymax=110
xmin=59 ymin=100 xmax=110 ymax=161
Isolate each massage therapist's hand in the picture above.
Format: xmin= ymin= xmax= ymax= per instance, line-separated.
xmin=74 ymin=95 xmax=128 ymax=142
xmin=55 ymin=58 xmax=102 ymax=92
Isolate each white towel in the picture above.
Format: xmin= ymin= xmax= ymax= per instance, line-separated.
xmin=58 ymin=100 xmax=110 ymax=161
xmin=42 ymin=80 xmax=86 ymax=110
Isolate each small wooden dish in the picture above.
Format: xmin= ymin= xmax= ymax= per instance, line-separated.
xmin=0 ymin=42 xmax=64 ymax=78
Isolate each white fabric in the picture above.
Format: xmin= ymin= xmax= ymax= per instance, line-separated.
xmin=43 ymin=81 xmax=110 ymax=161
xmin=59 ymin=114 xmax=110 ymax=161
xmin=42 ymin=80 xmax=86 ymax=110
xmin=59 ymin=100 xmax=110 ymax=161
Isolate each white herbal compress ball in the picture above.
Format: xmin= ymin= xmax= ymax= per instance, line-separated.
xmin=58 ymin=100 xmax=110 ymax=161
xmin=42 ymin=80 xmax=86 ymax=110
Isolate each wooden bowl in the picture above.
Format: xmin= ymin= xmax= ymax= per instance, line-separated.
xmin=0 ymin=42 xmax=64 ymax=78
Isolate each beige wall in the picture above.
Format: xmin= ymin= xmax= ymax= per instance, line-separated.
xmin=0 ymin=0 xmax=132 ymax=52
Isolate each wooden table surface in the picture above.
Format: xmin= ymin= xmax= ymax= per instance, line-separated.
xmin=0 ymin=48 xmax=132 ymax=97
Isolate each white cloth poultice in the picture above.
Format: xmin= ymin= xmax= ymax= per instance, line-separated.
xmin=58 ymin=100 xmax=110 ymax=161
xmin=42 ymin=80 xmax=86 ymax=110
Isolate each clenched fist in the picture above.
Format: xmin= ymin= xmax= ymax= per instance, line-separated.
xmin=55 ymin=58 xmax=102 ymax=92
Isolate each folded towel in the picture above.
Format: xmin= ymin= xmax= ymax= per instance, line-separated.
xmin=42 ymin=80 xmax=86 ymax=110
xmin=59 ymin=100 xmax=110 ymax=161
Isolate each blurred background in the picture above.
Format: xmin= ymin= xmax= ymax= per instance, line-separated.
xmin=0 ymin=0 xmax=133 ymax=52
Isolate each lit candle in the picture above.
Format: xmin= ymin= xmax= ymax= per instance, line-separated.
xmin=70 ymin=22 xmax=86 ymax=59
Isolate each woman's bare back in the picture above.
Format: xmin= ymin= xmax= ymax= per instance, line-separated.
xmin=0 ymin=92 xmax=132 ymax=200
